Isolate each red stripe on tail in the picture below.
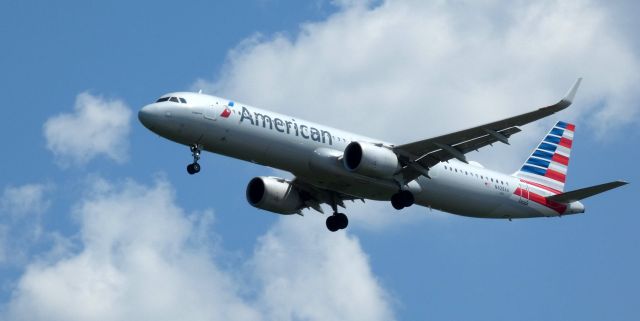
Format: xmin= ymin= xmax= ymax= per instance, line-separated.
xmin=552 ymin=153 xmax=569 ymax=166
xmin=545 ymin=169 xmax=566 ymax=183
xmin=559 ymin=137 xmax=573 ymax=148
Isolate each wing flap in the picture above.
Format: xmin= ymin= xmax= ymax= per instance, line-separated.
xmin=398 ymin=127 xmax=521 ymax=181
xmin=291 ymin=177 xmax=362 ymax=214
xmin=546 ymin=181 xmax=628 ymax=203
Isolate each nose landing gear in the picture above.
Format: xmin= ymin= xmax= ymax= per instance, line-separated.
xmin=187 ymin=144 xmax=202 ymax=175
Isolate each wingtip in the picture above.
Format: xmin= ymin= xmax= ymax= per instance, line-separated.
xmin=562 ymin=77 xmax=582 ymax=104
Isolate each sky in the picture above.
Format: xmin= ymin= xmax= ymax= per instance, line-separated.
xmin=0 ymin=0 xmax=639 ymax=320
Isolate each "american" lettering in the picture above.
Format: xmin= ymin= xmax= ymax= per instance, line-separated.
xmin=240 ymin=106 xmax=333 ymax=145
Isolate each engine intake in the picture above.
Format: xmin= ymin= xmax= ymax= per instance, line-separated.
xmin=246 ymin=177 xmax=304 ymax=215
xmin=343 ymin=142 xmax=400 ymax=178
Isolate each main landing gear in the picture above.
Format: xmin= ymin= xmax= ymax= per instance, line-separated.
xmin=186 ymin=144 xmax=202 ymax=175
xmin=326 ymin=199 xmax=349 ymax=232
xmin=391 ymin=190 xmax=414 ymax=210
xmin=326 ymin=213 xmax=348 ymax=232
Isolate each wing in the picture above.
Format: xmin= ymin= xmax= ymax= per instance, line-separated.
xmin=290 ymin=177 xmax=363 ymax=214
xmin=394 ymin=78 xmax=582 ymax=182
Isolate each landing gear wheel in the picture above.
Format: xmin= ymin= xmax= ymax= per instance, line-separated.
xmin=400 ymin=190 xmax=415 ymax=207
xmin=187 ymin=144 xmax=202 ymax=175
xmin=326 ymin=213 xmax=349 ymax=232
xmin=326 ymin=215 xmax=340 ymax=232
xmin=335 ymin=213 xmax=348 ymax=230
xmin=391 ymin=191 xmax=415 ymax=210
xmin=391 ymin=193 xmax=405 ymax=210
xmin=187 ymin=163 xmax=201 ymax=175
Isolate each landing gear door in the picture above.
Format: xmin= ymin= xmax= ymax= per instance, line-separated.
xmin=518 ymin=182 xmax=529 ymax=205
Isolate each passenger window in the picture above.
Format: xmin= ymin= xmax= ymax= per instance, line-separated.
xmin=179 ymin=98 xmax=187 ymax=103
xmin=481 ymin=176 xmax=483 ymax=179
xmin=169 ymin=97 xmax=179 ymax=103
xmin=455 ymin=169 xmax=458 ymax=173
xmin=491 ymin=178 xmax=494 ymax=182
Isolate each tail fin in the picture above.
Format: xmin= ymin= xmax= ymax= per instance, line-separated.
xmin=513 ymin=121 xmax=575 ymax=193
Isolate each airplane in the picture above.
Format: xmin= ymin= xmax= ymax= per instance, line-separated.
xmin=138 ymin=78 xmax=628 ymax=231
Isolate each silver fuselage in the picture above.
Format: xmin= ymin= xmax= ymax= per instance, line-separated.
xmin=139 ymin=92 xmax=584 ymax=219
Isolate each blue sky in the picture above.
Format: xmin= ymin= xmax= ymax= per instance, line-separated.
xmin=1 ymin=0 xmax=639 ymax=320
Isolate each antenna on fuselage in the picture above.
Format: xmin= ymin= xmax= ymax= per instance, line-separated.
xmin=198 ymin=89 xmax=202 ymax=94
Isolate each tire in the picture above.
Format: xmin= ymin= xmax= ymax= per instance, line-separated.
xmin=187 ymin=164 xmax=196 ymax=175
xmin=326 ymin=215 xmax=340 ymax=232
xmin=335 ymin=213 xmax=348 ymax=229
xmin=400 ymin=190 xmax=415 ymax=207
xmin=391 ymin=193 xmax=404 ymax=210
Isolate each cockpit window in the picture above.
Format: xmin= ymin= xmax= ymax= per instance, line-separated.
xmin=156 ymin=96 xmax=188 ymax=104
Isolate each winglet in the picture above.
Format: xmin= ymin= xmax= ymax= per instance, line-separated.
xmin=561 ymin=78 xmax=582 ymax=105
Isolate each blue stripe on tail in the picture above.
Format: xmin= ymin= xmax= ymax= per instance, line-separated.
xmin=521 ymin=165 xmax=547 ymax=176
xmin=538 ymin=142 xmax=558 ymax=152
xmin=526 ymin=157 xmax=551 ymax=168
xmin=532 ymin=149 xmax=553 ymax=160
xmin=549 ymin=128 xmax=564 ymax=136
xmin=544 ymin=135 xmax=561 ymax=144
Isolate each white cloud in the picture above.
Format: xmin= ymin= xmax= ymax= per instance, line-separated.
xmin=1 ymin=183 xmax=51 ymax=217
xmin=43 ymin=92 xmax=131 ymax=166
xmin=250 ymin=216 xmax=395 ymax=321
xmin=3 ymin=178 xmax=394 ymax=321
xmin=0 ymin=183 xmax=52 ymax=264
xmin=5 ymin=178 xmax=259 ymax=321
xmin=331 ymin=0 xmax=374 ymax=9
xmin=196 ymin=0 xmax=640 ymax=171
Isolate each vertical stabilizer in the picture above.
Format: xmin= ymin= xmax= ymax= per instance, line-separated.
xmin=513 ymin=121 xmax=575 ymax=193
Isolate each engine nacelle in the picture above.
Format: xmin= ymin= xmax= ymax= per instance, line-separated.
xmin=343 ymin=141 xmax=400 ymax=178
xmin=246 ymin=177 xmax=304 ymax=215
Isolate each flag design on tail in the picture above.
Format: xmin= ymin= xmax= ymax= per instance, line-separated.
xmin=514 ymin=121 xmax=575 ymax=193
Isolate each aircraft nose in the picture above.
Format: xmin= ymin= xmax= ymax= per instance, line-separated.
xmin=138 ymin=104 xmax=160 ymax=130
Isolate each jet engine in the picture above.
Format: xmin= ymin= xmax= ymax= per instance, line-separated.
xmin=343 ymin=141 xmax=400 ymax=178
xmin=246 ymin=177 xmax=305 ymax=215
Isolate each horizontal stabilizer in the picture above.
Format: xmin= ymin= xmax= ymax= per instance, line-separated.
xmin=547 ymin=181 xmax=628 ymax=203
